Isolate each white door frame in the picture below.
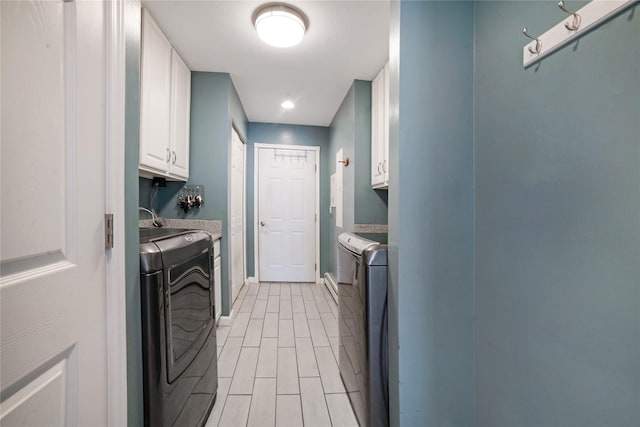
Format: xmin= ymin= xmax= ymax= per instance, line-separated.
xmin=243 ymin=133 xmax=248 ymax=285
xmin=254 ymin=143 xmax=321 ymax=283
xmin=105 ymin=0 xmax=128 ymax=425
xmin=228 ymin=124 xmax=247 ymax=308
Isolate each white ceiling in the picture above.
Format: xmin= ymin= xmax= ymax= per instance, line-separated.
xmin=143 ymin=1 xmax=390 ymax=127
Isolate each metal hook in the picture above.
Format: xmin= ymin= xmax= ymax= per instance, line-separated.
xmin=558 ymin=1 xmax=581 ymax=31
xmin=522 ymin=27 xmax=542 ymax=54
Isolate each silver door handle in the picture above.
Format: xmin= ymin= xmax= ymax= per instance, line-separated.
xmin=260 ymin=221 xmax=266 ymax=227
xmin=166 ymin=148 xmax=171 ymax=162
xmin=172 ymin=150 xmax=177 ymax=165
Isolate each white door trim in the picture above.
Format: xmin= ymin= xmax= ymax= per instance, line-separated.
xmin=105 ymin=0 xmax=128 ymax=425
xmin=243 ymin=134 xmax=249 ymax=285
xmin=253 ymin=143 xmax=320 ymax=283
xmin=228 ymin=125 xmax=247 ymax=308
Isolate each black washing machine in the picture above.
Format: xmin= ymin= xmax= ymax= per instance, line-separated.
xmin=139 ymin=228 xmax=218 ymax=427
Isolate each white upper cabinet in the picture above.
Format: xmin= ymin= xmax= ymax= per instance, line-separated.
xmin=140 ymin=9 xmax=172 ymax=173
xmin=169 ymin=50 xmax=191 ymax=179
xmin=140 ymin=9 xmax=191 ymax=181
xmin=371 ymin=62 xmax=389 ymax=189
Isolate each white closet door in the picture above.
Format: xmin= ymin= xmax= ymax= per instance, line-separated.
xmin=258 ymin=147 xmax=316 ymax=282
xmin=230 ymin=128 xmax=246 ymax=304
xmin=1 ymin=1 xmax=109 ymax=425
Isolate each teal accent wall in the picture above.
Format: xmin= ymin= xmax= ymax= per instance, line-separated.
xmin=326 ymin=80 xmax=387 ymax=276
xmin=354 ymin=80 xmax=388 ymax=225
xmin=245 ymin=123 xmax=330 ymax=278
xmin=474 ymin=2 xmax=640 ymax=426
xmin=124 ymin=2 xmax=143 ymax=426
xmin=389 ymin=1 xmax=639 ymax=426
xmin=327 ymin=84 xmax=355 ymax=275
xmin=388 ymin=1 xmax=475 ymax=426
xmin=140 ymin=72 xmax=248 ymax=316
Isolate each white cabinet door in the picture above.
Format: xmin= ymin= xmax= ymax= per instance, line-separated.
xmin=382 ymin=62 xmax=390 ymax=185
xmin=371 ymin=66 xmax=382 ymax=186
xmin=169 ymin=50 xmax=190 ymax=180
xmin=1 ymin=1 xmax=109 ymax=424
xmin=214 ymin=255 xmax=222 ymax=321
xmin=140 ymin=8 xmax=172 ymax=173
xmin=371 ymin=65 xmax=388 ymax=188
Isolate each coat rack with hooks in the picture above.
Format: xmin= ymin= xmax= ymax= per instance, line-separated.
xmin=177 ymin=185 xmax=204 ymax=213
xmin=522 ymin=0 xmax=638 ymax=68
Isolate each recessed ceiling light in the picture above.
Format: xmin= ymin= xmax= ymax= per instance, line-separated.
xmin=281 ymin=100 xmax=295 ymax=109
xmin=254 ymin=4 xmax=307 ymax=48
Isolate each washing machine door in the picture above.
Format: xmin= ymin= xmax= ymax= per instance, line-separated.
xmin=158 ymin=232 xmax=215 ymax=383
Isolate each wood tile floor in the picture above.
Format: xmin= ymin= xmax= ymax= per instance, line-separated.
xmin=205 ymin=282 xmax=359 ymax=427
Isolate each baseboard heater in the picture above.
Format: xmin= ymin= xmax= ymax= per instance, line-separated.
xmin=324 ymin=272 xmax=338 ymax=304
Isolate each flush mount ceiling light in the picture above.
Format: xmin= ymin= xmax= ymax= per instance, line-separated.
xmin=253 ymin=4 xmax=308 ymax=48
xmin=281 ymin=100 xmax=295 ymax=109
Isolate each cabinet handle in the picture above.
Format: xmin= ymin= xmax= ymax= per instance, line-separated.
xmin=172 ymin=151 xmax=177 ymax=165
xmin=377 ymin=162 xmax=383 ymax=174
xmin=382 ymin=159 xmax=387 ymax=173
xmin=166 ymin=148 xmax=171 ymax=162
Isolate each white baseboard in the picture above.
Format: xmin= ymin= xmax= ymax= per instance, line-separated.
xmin=246 ymin=276 xmax=259 ymax=283
xmin=217 ymin=310 xmax=234 ymax=326
xmin=323 ymin=272 xmax=338 ymax=304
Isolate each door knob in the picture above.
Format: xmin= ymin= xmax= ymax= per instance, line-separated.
xmin=260 ymin=221 xmax=266 ymax=227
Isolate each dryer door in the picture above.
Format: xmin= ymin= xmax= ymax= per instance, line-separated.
xmin=164 ymin=246 xmax=214 ymax=383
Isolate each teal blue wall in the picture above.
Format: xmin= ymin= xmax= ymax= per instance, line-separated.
xmin=326 ymin=80 xmax=387 ymax=276
xmin=474 ymin=2 xmax=640 ymax=426
xmin=140 ymin=72 xmax=248 ymax=316
xmin=245 ymin=123 xmax=330 ymax=278
xmin=354 ymin=80 xmax=388 ymax=225
xmin=388 ymin=1 xmax=639 ymax=426
xmin=327 ymin=84 xmax=356 ymax=275
xmin=138 ymin=176 xmax=152 ymax=211
xmin=388 ymin=1 xmax=475 ymax=426
xmin=124 ymin=2 xmax=143 ymax=426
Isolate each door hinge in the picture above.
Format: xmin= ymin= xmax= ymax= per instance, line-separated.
xmin=315 ymin=164 xmax=317 ymax=173
xmin=315 ymin=263 xmax=317 ymax=271
xmin=315 ymin=213 xmax=317 ymax=223
xmin=105 ymin=213 xmax=114 ymax=249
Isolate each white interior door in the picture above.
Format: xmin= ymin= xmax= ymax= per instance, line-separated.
xmin=230 ymin=128 xmax=246 ymax=303
xmin=258 ymin=147 xmax=317 ymax=282
xmin=1 ymin=1 xmax=109 ymax=425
